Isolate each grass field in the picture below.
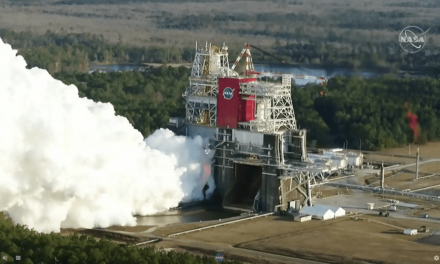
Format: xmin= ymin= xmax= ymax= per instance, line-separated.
xmin=1 ymin=0 xmax=439 ymax=49
xmin=360 ymin=142 xmax=440 ymax=191
xmin=153 ymin=214 xmax=440 ymax=263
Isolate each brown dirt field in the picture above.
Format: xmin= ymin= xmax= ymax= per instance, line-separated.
xmin=364 ymin=142 xmax=440 ymax=162
xmin=361 ymin=142 xmax=440 ymax=191
xmin=371 ymin=173 xmax=440 ymax=190
xmin=103 ymin=225 xmax=154 ymax=232
xmin=159 ymin=214 xmax=440 ymax=263
xmin=152 ymin=212 xmax=253 ymax=236
xmin=238 ymin=217 xmax=440 ymax=264
xmin=381 ymin=142 xmax=440 ymax=159
xmin=153 ymin=221 xmax=226 ymax=236
xmin=410 ymin=209 xmax=440 ymax=218
xmin=172 ymin=216 xmax=348 ymax=245
xmin=380 ymin=193 xmax=438 ymax=207
xmin=313 ymin=185 xmax=353 ymax=197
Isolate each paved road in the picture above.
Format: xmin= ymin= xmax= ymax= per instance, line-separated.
xmin=385 ymin=159 xmax=440 ymax=171
xmin=106 ymin=229 xmax=326 ymax=264
xmin=148 ymin=236 xmax=327 ymax=264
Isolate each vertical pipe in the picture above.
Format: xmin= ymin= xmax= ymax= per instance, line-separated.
xmin=415 ymin=147 xmax=419 ymax=180
xmin=280 ymin=135 xmax=285 ymax=165
xmin=307 ymin=173 xmax=312 ymax=206
xmin=380 ymin=162 xmax=385 ymax=189
xmin=195 ymin=41 xmax=197 ymax=52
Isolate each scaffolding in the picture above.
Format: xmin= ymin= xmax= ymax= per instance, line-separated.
xmin=238 ymin=75 xmax=297 ymax=133
xmin=278 ymin=166 xmax=328 ymax=209
xmin=180 ymin=41 xmax=335 ymax=212
xmin=184 ymin=41 xmax=233 ymax=126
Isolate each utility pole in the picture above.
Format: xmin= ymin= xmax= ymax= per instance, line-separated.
xmin=380 ymin=162 xmax=385 ymax=189
xmin=409 ymin=143 xmax=411 ymax=155
xmin=415 ymin=147 xmax=419 ymax=180
xmin=307 ymin=173 xmax=312 ymax=206
xmin=359 ymin=138 xmax=362 ymax=153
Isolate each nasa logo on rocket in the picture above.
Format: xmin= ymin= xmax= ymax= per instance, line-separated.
xmin=223 ymin=87 xmax=234 ymax=100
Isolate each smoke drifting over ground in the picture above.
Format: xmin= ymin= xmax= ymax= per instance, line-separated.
xmin=0 ymin=38 xmax=214 ymax=233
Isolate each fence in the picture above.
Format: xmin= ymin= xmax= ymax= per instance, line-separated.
xmin=168 ymin=212 xmax=273 ymax=237
xmin=327 ymin=183 xmax=440 ymax=202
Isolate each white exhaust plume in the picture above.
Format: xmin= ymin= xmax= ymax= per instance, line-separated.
xmin=0 ymin=38 xmax=215 ymax=233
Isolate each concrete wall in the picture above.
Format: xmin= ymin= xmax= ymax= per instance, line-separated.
xmin=170 ymin=122 xmax=285 ymax=213
xmin=260 ymin=166 xmax=280 ymax=212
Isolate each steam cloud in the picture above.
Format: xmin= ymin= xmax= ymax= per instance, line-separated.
xmin=0 ymin=38 xmax=215 ymax=233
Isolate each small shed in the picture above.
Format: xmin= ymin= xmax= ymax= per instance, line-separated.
xmin=419 ymin=226 xmax=429 ymax=233
xmin=366 ymin=203 xmax=375 ymax=210
xmin=300 ymin=206 xmax=335 ymax=220
xmin=403 ymin=229 xmax=417 ymax=235
xmin=326 ymin=206 xmax=346 ymax=218
xmin=294 ymin=215 xmax=312 ymax=222
xmin=288 ymin=200 xmax=301 ymax=211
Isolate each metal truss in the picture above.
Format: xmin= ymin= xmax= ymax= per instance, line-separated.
xmin=184 ymin=41 xmax=232 ymax=126
xmin=184 ymin=95 xmax=218 ymax=125
xmin=238 ymin=75 xmax=297 ymax=133
xmin=278 ymin=166 xmax=328 ymax=208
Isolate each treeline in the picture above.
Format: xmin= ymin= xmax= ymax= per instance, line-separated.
xmin=53 ymin=65 xmax=440 ymax=149
xmin=294 ymin=75 xmax=440 ymax=149
xmin=2 ymin=28 xmax=440 ymax=76
xmin=0 ymin=213 xmax=240 ymax=264
xmin=54 ymin=66 xmax=189 ymax=137
xmin=0 ymin=29 xmax=195 ymax=74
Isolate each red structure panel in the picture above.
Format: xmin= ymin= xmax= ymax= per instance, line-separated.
xmin=239 ymin=96 xmax=255 ymax=122
xmin=217 ymin=78 xmax=256 ymax=128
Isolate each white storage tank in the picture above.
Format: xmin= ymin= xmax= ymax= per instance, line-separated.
xmin=347 ymin=156 xmax=362 ymax=166
xmin=256 ymin=103 xmax=266 ymax=121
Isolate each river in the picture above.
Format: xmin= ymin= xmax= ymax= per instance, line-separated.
xmin=135 ymin=207 xmax=241 ymax=226
xmin=89 ymin=64 xmax=378 ymax=85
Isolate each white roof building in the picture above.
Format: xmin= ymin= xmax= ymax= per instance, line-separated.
xmin=318 ymin=205 xmax=346 ymax=217
xmin=300 ymin=206 xmax=335 ymax=220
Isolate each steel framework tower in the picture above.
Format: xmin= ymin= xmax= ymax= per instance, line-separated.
xmin=183 ymin=41 xmax=234 ymax=126
xmin=238 ymin=75 xmax=297 ymax=133
xmin=180 ymin=41 xmax=336 ymax=210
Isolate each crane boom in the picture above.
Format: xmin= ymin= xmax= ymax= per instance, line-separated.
xmin=230 ymin=44 xmax=327 ymax=85
xmin=249 ymin=44 xmax=291 ymax=65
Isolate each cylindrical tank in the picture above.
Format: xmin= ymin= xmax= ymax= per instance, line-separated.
xmin=256 ymin=103 xmax=265 ymax=121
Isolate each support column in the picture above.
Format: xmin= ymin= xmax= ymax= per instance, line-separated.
xmin=307 ymin=173 xmax=312 ymax=206
xmin=380 ymin=162 xmax=385 ymax=189
xmin=415 ymin=147 xmax=419 ymax=180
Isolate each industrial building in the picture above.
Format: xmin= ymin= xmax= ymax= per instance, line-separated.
xmin=167 ymin=41 xmax=363 ymax=213
xmin=299 ymin=206 xmax=335 ymax=220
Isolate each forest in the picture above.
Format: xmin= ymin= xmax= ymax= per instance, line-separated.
xmin=50 ymin=66 xmax=440 ymax=150
xmin=0 ymin=213 xmax=239 ymax=263
xmin=1 ymin=27 xmax=438 ymax=150
xmin=2 ymin=0 xmax=440 ymax=74
xmin=2 ymin=27 xmax=440 ymax=75
xmin=0 ymin=29 xmax=196 ymax=74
